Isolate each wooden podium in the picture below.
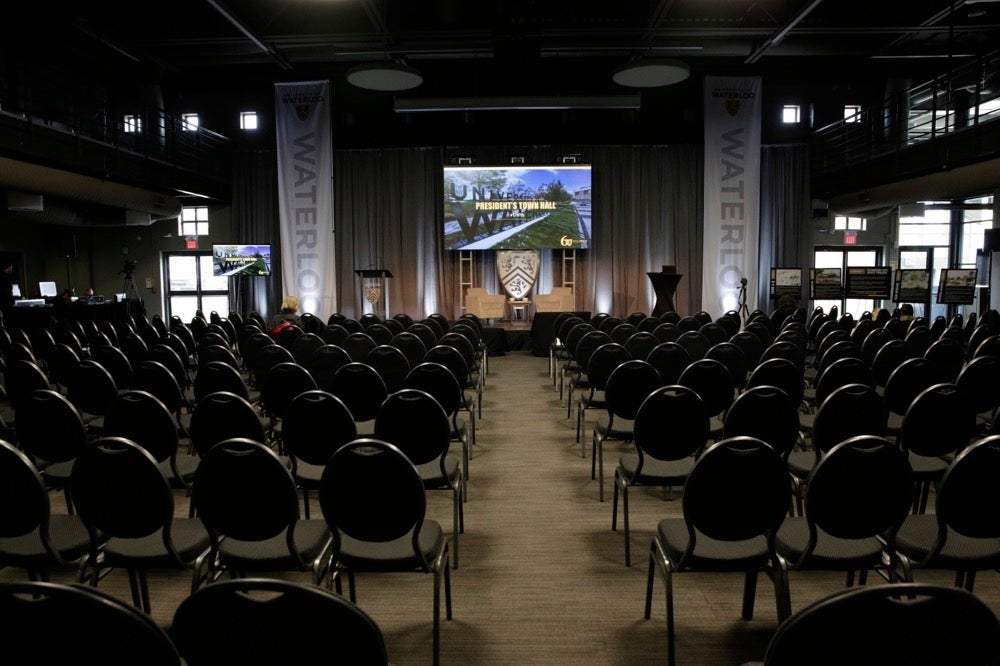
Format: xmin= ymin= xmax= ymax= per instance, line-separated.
xmin=355 ymin=268 xmax=393 ymax=319
xmin=647 ymin=269 xmax=683 ymax=317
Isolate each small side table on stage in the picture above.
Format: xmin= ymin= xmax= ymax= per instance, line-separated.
xmin=509 ymin=298 xmax=531 ymax=322
xmin=647 ymin=269 xmax=683 ymax=317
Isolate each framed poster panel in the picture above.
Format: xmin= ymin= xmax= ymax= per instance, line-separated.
xmin=893 ymin=269 xmax=931 ymax=304
xmin=844 ymin=266 xmax=891 ymax=299
xmin=770 ymin=267 xmax=803 ymax=298
xmin=937 ymin=268 xmax=978 ymax=305
xmin=809 ymin=267 xmax=843 ymax=300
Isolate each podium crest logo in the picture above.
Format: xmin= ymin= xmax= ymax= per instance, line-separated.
xmin=497 ymin=250 xmax=540 ymax=300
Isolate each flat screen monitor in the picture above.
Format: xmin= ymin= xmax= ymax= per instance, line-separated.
xmin=443 ymin=164 xmax=592 ymax=251
xmin=10 ymin=283 xmax=20 ymax=299
xmin=38 ymin=281 xmax=57 ymax=298
xmin=212 ymin=244 xmax=272 ymax=277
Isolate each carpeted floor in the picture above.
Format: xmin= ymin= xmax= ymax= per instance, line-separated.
xmin=6 ymin=349 xmax=999 ymax=665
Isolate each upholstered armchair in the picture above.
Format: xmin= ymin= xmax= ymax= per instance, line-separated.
xmin=534 ymin=287 xmax=575 ymax=313
xmin=466 ymin=287 xmax=506 ymax=321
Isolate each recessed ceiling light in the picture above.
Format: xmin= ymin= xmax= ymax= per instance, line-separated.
xmin=347 ymin=62 xmax=424 ymax=91
xmin=612 ymin=58 xmax=690 ymax=88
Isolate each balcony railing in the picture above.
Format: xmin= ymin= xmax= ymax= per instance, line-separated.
xmin=811 ymin=49 xmax=1000 ymax=178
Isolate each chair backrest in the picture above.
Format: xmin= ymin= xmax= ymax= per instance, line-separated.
xmin=13 ymin=388 xmax=88 ymax=465
xmin=675 ymin=330 xmax=711 ymax=361
xmin=374 ymin=388 xmax=452 ymax=469
xmin=364 ymin=344 xmax=412 ymax=393
xmin=762 ymin=583 xmax=1000 ymax=666
xmin=319 ymin=323 xmax=351 ymax=347
xmin=723 ymin=385 xmax=800 ymax=459
xmin=390 ymin=331 xmax=429 ymax=369
xmin=403 ymin=361 xmax=462 ymax=417
xmin=189 ymin=391 xmax=267 ymax=457
xmin=364 ymin=323 xmax=394 ymax=346
xmin=193 ymin=359 xmax=250 ymax=402
xmin=170 ymin=577 xmax=388 ymax=666
xmin=812 ymin=356 xmax=873 ymax=407
xmin=883 ymin=356 xmax=937 ymax=417
xmin=342 ymin=331 xmax=377 ymax=362
xmin=746 ymin=357 xmax=804 ymax=407
xmin=71 ymin=436 xmax=177 ymax=541
xmin=585 ymin=342 xmax=632 ymax=392
xmin=922 ymin=336 xmax=964 ymax=383
xmin=870 ymin=338 xmax=909 ymax=387
xmin=704 ymin=341 xmax=748 ymax=388
xmin=281 ymin=390 xmax=358 ymax=467
xmin=802 ymin=435 xmax=912 ymax=545
xmin=5 ymin=359 xmax=53 ymax=412
xmin=289 ymin=331 xmax=326 ymax=368
xmin=623 ymin=331 xmax=659 ymax=361
xmin=0 ymin=439 xmax=62 ymax=553
xmin=955 ymin=354 xmax=1000 ymax=416
xmin=759 ymin=339 xmax=805 ymax=374
xmin=66 ymin=358 xmax=119 ymax=417
xmin=603 ymin=359 xmax=661 ymax=420
xmin=91 ymin=344 xmax=133 ymax=389
xmin=645 ymin=342 xmax=692 ymax=387
xmin=651 ymin=322 xmax=682 ymax=344
xmin=131 ymin=359 xmax=186 ymax=416
xmin=193 ymin=438 xmax=302 ymax=544
xmin=633 ymin=385 xmax=709 ymax=466
xmin=424 ymin=344 xmax=472 ymax=387
xmin=407 ymin=322 xmax=440 ymax=350
xmin=259 ymin=361 xmax=318 ymax=421
xmin=609 ymin=323 xmax=638 ymax=345
xmin=307 ymin=344 xmax=354 ymax=393
xmin=0 ymin=581 xmax=181 ymax=666
xmin=320 ymin=438 xmax=432 ymax=568
xmin=698 ymin=321 xmax=729 ymax=347
xmin=571 ymin=330 xmax=613 ymax=375
xmin=678 ymin=357 xmax=736 ymax=418
xmin=812 ymin=383 xmax=888 ymax=455
xmin=728 ymin=329 xmax=764 ymax=368
xmin=899 ymin=383 xmax=977 ymax=458
xmin=935 ymin=434 xmax=1000 ymax=541
xmin=103 ymin=390 xmax=180 ymax=464
xmin=681 ymin=436 xmax=790 ymax=550
xmin=331 ymin=361 xmax=389 ymax=423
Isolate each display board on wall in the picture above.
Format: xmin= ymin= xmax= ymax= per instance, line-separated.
xmin=937 ymin=268 xmax=978 ymax=304
xmin=893 ymin=269 xmax=931 ymax=303
xmin=770 ymin=268 xmax=803 ymax=298
xmin=844 ymin=266 xmax=891 ymax=299
xmin=809 ymin=268 xmax=843 ymax=300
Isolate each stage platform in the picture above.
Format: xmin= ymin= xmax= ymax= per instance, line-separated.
xmin=480 ymin=311 xmax=587 ymax=357
xmin=481 ymin=320 xmax=532 ymax=356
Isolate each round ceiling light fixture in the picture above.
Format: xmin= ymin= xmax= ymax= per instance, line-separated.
xmin=347 ymin=62 xmax=424 ymax=91
xmin=612 ymin=58 xmax=690 ymax=88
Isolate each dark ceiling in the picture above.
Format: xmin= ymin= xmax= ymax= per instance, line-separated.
xmin=4 ymin=0 xmax=1000 ymax=149
xmin=11 ymin=1 xmax=1000 ymax=96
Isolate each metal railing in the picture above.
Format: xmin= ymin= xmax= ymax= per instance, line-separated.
xmin=811 ymin=50 xmax=1000 ymax=177
xmin=0 ymin=63 xmax=231 ymax=182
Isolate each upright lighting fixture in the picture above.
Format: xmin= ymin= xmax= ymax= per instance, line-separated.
xmin=347 ymin=62 xmax=424 ymax=91
xmin=612 ymin=58 xmax=690 ymax=88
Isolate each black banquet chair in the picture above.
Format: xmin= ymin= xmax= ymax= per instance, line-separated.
xmin=170 ymin=577 xmax=389 ymax=666
xmin=0 ymin=580 xmax=181 ymax=666
xmin=644 ymin=436 xmax=791 ymax=666
xmin=761 ymin=583 xmax=1000 ymax=666
xmin=320 ymin=437 xmax=453 ymax=666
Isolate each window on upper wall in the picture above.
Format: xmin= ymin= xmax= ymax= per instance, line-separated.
xmin=833 ymin=215 xmax=867 ymax=231
xmin=844 ymin=105 xmax=862 ymax=123
xmin=781 ymin=105 xmax=800 ymax=124
xmin=181 ymin=113 xmax=199 ymax=132
xmin=178 ymin=206 xmax=209 ymax=236
xmin=240 ymin=111 xmax=258 ymax=130
xmin=898 ymin=203 xmax=951 ymax=246
xmin=123 ymin=114 xmax=142 ymax=133
xmin=959 ymin=195 xmax=994 ymax=268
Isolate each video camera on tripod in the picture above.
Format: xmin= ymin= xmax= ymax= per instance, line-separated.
xmin=118 ymin=260 xmax=137 ymax=278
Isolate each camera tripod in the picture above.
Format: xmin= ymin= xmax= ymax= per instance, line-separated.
xmin=122 ymin=272 xmax=142 ymax=302
xmin=737 ymin=280 xmax=750 ymax=324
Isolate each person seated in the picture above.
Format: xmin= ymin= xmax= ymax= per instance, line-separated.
xmin=268 ymin=295 xmax=303 ymax=339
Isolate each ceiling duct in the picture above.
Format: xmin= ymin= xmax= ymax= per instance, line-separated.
xmin=0 ymin=156 xmax=181 ymax=226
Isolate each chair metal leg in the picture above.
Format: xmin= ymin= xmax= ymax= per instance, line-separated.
xmin=741 ymin=569 xmax=758 ymax=620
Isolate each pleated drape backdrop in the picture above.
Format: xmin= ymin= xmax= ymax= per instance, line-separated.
xmin=231 ymin=143 xmax=807 ymax=323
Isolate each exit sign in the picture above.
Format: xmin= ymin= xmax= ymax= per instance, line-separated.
xmin=844 ymin=231 xmax=857 ymax=245
xmin=185 ymin=236 xmax=199 ymax=249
